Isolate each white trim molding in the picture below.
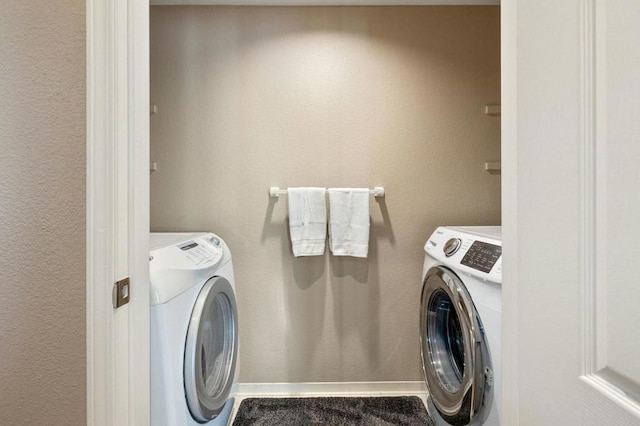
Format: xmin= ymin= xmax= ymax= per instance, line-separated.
xmin=87 ymin=0 xmax=122 ymax=422
xmin=579 ymin=0 xmax=640 ymax=418
xmin=127 ymin=0 xmax=151 ymax=423
xmin=500 ymin=0 xmax=518 ymax=424
xmin=87 ymin=0 xmax=150 ymax=424
xmin=234 ymin=381 xmax=428 ymax=397
xmin=579 ymin=0 xmax=598 ymax=379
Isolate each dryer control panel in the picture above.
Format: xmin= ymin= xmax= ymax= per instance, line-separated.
xmin=424 ymin=226 xmax=502 ymax=284
xmin=149 ymin=232 xmax=232 ymax=305
xmin=177 ymin=237 xmax=223 ymax=267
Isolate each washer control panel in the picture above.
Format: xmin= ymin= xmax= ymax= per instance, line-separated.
xmin=460 ymin=240 xmax=502 ymax=273
xmin=424 ymin=226 xmax=502 ymax=284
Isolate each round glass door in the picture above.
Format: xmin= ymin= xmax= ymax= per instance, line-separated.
xmin=427 ymin=288 xmax=466 ymax=394
xmin=184 ymin=276 xmax=238 ymax=422
xmin=420 ymin=266 xmax=492 ymax=425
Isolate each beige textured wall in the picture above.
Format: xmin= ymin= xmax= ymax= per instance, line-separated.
xmin=150 ymin=6 xmax=500 ymax=383
xmin=0 ymin=1 xmax=86 ymax=423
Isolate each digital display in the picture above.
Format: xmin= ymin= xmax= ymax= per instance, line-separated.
xmin=460 ymin=241 xmax=502 ymax=273
xmin=178 ymin=241 xmax=199 ymax=251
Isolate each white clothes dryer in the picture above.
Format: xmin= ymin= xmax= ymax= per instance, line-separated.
xmin=150 ymin=232 xmax=239 ymax=426
xmin=421 ymin=226 xmax=502 ymax=426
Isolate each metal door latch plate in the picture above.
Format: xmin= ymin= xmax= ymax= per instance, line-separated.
xmin=113 ymin=277 xmax=130 ymax=308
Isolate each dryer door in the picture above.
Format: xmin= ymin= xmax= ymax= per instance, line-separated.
xmin=184 ymin=276 xmax=238 ymax=422
xmin=420 ymin=266 xmax=493 ymax=426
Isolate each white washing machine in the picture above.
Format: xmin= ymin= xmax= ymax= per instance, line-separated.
xmin=420 ymin=226 xmax=502 ymax=426
xmin=150 ymin=232 xmax=239 ymax=426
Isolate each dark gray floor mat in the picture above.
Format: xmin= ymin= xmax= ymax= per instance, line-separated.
xmin=232 ymin=396 xmax=434 ymax=426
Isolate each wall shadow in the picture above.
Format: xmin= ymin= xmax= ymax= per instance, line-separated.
xmin=260 ymin=196 xmax=281 ymax=243
xmin=329 ymin=229 xmax=381 ymax=379
xmin=374 ymin=197 xmax=395 ymax=245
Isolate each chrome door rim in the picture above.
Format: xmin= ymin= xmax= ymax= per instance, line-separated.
xmin=420 ymin=266 xmax=490 ymax=425
xmin=184 ymin=276 xmax=238 ymax=422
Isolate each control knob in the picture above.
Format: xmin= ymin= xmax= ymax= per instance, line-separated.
xmin=443 ymin=238 xmax=461 ymax=257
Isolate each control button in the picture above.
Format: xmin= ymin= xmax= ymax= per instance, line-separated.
xmin=209 ymin=236 xmax=221 ymax=247
xmin=443 ymin=238 xmax=462 ymax=257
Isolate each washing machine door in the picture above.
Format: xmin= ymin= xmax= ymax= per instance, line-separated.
xmin=420 ymin=266 xmax=493 ymax=426
xmin=184 ymin=276 xmax=238 ymax=422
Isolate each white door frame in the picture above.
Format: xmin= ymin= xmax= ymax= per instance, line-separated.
xmin=86 ymin=0 xmax=149 ymax=424
xmin=86 ymin=1 xmax=506 ymax=424
xmin=500 ymin=1 xmax=518 ymax=424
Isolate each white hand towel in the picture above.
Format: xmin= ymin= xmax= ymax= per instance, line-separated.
xmin=287 ymin=187 xmax=327 ymax=257
xmin=328 ymin=188 xmax=370 ymax=258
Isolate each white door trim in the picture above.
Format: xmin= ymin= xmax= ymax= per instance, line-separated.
xmin=579 ymin=0 xmax=640 ymax=418
xmin=86 ymin=0 xmax=150 ymax=424
xmin=89 ymin=1 xmax=506 ymax=424
xmin=500 ymin=1 xmax=518 ymax=425
xmin=128 ymin=0 xmax=151 ymax=422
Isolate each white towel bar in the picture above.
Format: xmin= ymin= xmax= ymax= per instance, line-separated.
xmin=269 ymin=187 xmax=385 ymax=198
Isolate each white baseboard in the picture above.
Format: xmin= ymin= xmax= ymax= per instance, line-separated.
xmin=233 ymin=381 xmax=427 ymax=397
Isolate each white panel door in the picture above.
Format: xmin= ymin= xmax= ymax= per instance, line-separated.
xmin=502 ymin=0 xmax=640 ymax=424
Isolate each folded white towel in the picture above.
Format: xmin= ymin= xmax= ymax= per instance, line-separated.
xmin=328 ymin=188 xmax=370 ymax=258
xmin=287 ymin=187 xmax=327 ymax=257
